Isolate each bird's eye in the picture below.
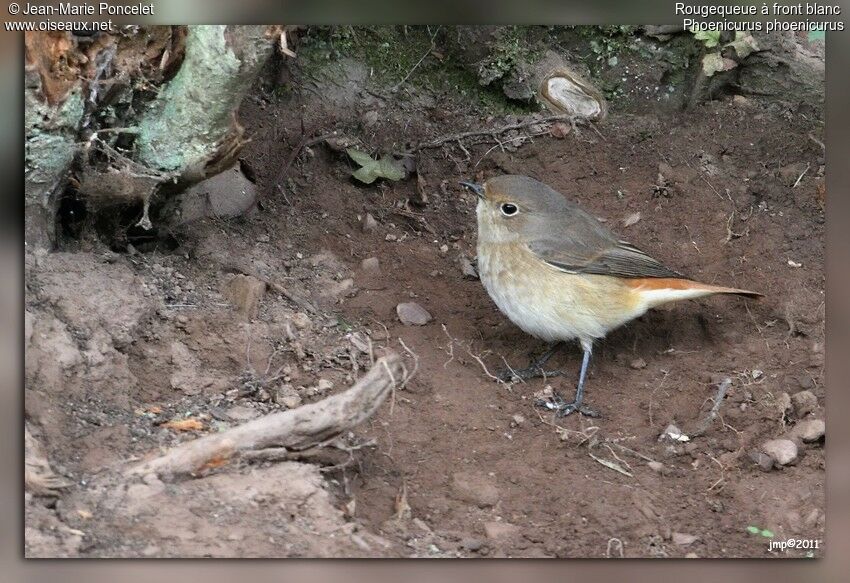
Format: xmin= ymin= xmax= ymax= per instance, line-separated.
xmin=500 ymin=203 xmax=519 ymax=216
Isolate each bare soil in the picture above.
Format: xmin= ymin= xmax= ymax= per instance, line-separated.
xmin=25 ymin=29 xmax=825 ymax=558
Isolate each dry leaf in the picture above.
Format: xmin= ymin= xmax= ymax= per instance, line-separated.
xmin=197 ymin=453 xmax=231 ymax=472
xmin=162 ymin=418 xmax=204 ymax=431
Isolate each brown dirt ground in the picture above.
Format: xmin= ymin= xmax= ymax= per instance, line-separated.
xmin=25 ymin=31 xmax=825 ymax=558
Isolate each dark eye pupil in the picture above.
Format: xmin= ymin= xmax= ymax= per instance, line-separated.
xmin=501 ymin=203 xmax=518 ymax=215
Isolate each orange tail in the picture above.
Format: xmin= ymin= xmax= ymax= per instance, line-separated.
xmin=627 ymin=277 xmax=763 ymax=299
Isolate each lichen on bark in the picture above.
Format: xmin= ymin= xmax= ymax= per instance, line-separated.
xmin=136 ymin=25 xmax=276 ymax=177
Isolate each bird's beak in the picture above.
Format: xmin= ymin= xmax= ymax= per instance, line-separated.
xmin=459 ymin=181 xmax=485 ymax=199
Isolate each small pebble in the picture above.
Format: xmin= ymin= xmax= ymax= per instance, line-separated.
xmin=397 ymin=302 xmax=432 ymax=326
xmin=791 ymin=390 xmax=818 ymax=417
xmin=748 ymin=449 xmax=775 ymax=471
xmin=630 ymin=358 xmax=647 ymax=370
xmin=361 ymin=213 xmax=378 ymax=232
xmin=672 ymin=532 xmax=699 ymax=546
xmin=791 ymin=419 xmax=825 ymax=443
xmin=761 ymin=438 xmax=798 ymax=466
xmin=360 ymin=257 xmax=380 ymax=273
xmin=648 ymin=461 xmax=664 ymax=473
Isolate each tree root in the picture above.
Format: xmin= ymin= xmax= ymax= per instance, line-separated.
xmin=127 ymin=352 xmax=406 ymax=481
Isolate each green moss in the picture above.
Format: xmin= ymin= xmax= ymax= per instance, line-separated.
xmin=25 ymin=87 xmax=84 ymax=204
xmin=298 ymin=25 xmax=533 ymax=115
xmin=137 ymin=25 xmax=274 ymax=173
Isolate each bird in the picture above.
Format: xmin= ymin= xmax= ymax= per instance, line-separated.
xmin=461 ymin=174 xmax=761 ymax=417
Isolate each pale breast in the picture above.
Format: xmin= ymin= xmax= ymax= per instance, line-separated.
xmin=477 ymin=241 xmax=644 ymax=344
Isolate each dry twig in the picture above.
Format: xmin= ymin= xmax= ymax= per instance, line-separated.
xmin=128 ymin=353 xmax=405 ymax=480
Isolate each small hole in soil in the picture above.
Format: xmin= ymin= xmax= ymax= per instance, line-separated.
xmin=88 ymin=200 xmax=181 ymax=254
xmin=57 ymin=186 xmax=88 ymax=240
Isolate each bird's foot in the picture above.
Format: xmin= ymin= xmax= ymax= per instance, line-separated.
xmin=498 ymin=365 xmax=564 ymax=383
xmin=535 ymin=391 xmax=600 ymax=418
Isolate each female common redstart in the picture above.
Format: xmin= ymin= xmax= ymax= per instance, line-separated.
xmin=462 ymin=175 xmax=761 ymax=417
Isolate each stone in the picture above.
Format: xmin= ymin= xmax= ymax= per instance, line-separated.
xmin=396 ymin=302 xmax=432 ymax=326
xmin=450 ymin=471 xmax=499 ymax=507
xmin=361 ymin=213 xmax=378 ymax=233
xmin=790 ymin=419 xmax=825 ymax=443
xmin=791 ymin=390 xmax=817 ymax=417
xmin=748 ymin=449 xmax=775 ymax=471
xmin=483 ymin=521 xmax=520 ymax=541
xmin=360 ymin=257 xmax=380 ymax=273
xmin=630 ymin=358 xmax=647 ymax=370
xmin=459 ymin=255 xmax=479 ymax=279
xmin=648 ymin=461 xmax=665 ymax=473
xmin=761 ymin=439 xmax=798 ymax=466
xmin=672 ymin=532 xmax=699 ymax=546
xmin=178 ymin=164 xmax=257 ymax=223
xmin=225 ymin=405 xmax=260 ymax=421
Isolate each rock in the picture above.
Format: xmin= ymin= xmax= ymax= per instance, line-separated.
xmin=510 ymin=414 xmax=525 ymax=427
xmin=643 ymin=24 xmax=684 ymax=40
xmin=311 ymin=379 xmax=334 ymax=395
xmin=684 ymin=552 xmax=700 ymax=558
xmin=396 ymin=302 xmax=432 ymax=326
xmin=748 ymin=449 xmax=775 ymax=471
xmin=458 ymin=255 xmax=479 ymax=279
xmin=791 ymin=390 xmax=817 ymax=417
xmin=483 ymin=521 xmax=520 ymax=541
xmin=629 ymin=358 xmax=647 ymax=370
xmin=761 ymin=439 xmax=798 ymax=466
xmin=275 ymin=384 xmax=302 ymax=409
xmin=647 ymin=461 xmax=665 ymax=473
xmin=796 ymin=375 xmax=814 ymax=390
xmin=658 ymin=424 xmax=689 ymax=443
xmin=732 ymin=94 xmax=751 ymax=107
xmin=361 ymin=110 xmax=379 ymax=128
xmin=461 ymin=538 xmax=484 ymax=552
xmin=225 ymin=405 xmax=260 ymax=421
xmin=791 ymin=419 xmax=825 ymax=443
xmin=672 ymin=532 xmax=699 ymax=546
xmin=450 ymin=471 xmax=499 ymax=507
xmin=224 ymin=274 xmax=266 ymax=319
xmin=361 ymin=213 xmax=378 ymax=232
xmin=360 ymin=257 xmax=380 ymax=273
xmin=177 ymin=164 xmax=258 ymax=223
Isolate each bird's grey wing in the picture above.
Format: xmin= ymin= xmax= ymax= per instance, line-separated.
xmin=529 ymin=237 xmax=685 ymax=279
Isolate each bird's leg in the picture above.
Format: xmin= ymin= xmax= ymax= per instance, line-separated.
xmin=536 ymin=341 xmax=599 ymax=417
xmin=499 ymin=342 xmax=564 ymax=382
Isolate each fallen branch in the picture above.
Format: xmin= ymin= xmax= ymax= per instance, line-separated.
xmin=403 ymin=114 xmax=593 ymax=154
xmin=128 ymin=353 xmax=406 ymax=480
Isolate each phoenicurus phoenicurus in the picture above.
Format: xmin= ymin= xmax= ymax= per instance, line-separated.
xmin=461 ymin=174 xmax=762 ymax=417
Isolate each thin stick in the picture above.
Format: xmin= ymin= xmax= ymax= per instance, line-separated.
xmin=588 ymin=451 xmax=633 ymax=477
xmin=404 ymin=114 xmax=585 ymax=154
xmin=690 ymin=377 xmax=731 ymax=438
xmin=793 ymin=163 xmax=811 ymax=188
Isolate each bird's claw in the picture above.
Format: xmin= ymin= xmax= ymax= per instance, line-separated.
xmin=535 ymin=392 xmax=599 ymax=418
